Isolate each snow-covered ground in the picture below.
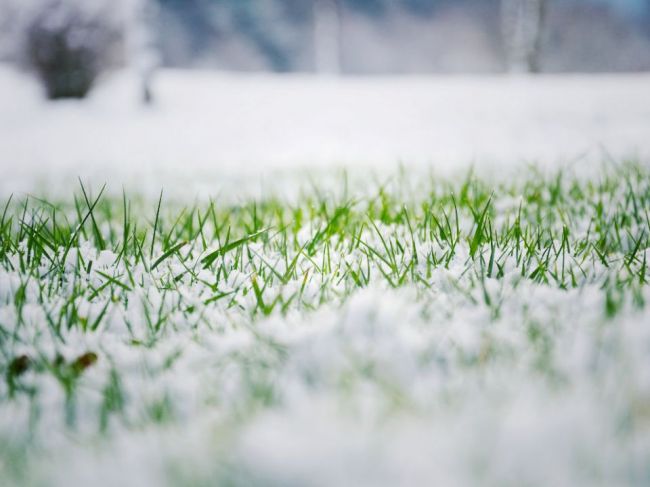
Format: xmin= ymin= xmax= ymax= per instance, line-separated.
xmin=1 ymin=66 xmax=649 ymax=198
xmin=1 ymin=67 xmax=650 ymax=486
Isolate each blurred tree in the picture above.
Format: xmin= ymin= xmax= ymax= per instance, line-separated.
xmin=128 ymin=0 xmax=161 ymax=104
xmin=156 ymin=0 xmax=305 ymax=71
xmin=23 ymin=0 xmax=121 ymax=99
xmin=313 ymin=0 xmax=341 ymax=73
xmin=501 ymin=0 xmax=547 ymax=72
xmin=543 ymin=1 xmax=650 ymax=72
xmin=343 ymin=0 xmax=390 ymax=16
xmin=229 ymin=1 xmax=297 ymax=71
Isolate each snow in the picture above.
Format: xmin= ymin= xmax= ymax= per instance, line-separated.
xmin=7 ymin=280 xmax=648 ymax=486
xmin=1 ymin=65 xmax=650 ymax=486
xmin=1 ymin=66 xmax=649 ymax=199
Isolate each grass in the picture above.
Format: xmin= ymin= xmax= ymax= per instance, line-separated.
xmin=0 ymin=162 xmax=649 ymax=485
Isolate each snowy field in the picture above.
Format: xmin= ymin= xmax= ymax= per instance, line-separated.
xmin=1 ymin=67 xmax=650 ymax=486
xmin=2 ymin=67 xmax=650 ymax=198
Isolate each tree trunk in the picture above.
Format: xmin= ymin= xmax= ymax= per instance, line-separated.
xmin=313 ymin=0 xmax=341 ymax=75
xmin=501 ymin=0 xmax=547 ymax=73
xmin=128 ymin=0 xmax=160 ymax=104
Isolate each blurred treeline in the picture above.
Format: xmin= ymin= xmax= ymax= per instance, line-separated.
xmin=1 ymin=0 xmax=649 ymax=84
xmin=155 ymin=0 xmax=650 ymax=73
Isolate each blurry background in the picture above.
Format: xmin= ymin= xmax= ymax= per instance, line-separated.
xmin=1 ymin=0 xmax=650 ymax=93
xmin=144 ymin=0 xmax=650 ymax=74
xmin=1 ymin=0 xmax=649 ymax=198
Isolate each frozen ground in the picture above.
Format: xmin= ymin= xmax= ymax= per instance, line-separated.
xmin=1 ymin=67 xmax=650 ymax=486
xmin=1 ymin=66 xmax=650 ymax=198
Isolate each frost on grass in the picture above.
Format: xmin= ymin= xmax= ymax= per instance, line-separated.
xmin=1 ymin=164 xmax=650 ymax=486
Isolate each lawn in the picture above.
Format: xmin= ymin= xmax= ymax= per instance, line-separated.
xmin=1 ymin=162 xmax=649 ymax=485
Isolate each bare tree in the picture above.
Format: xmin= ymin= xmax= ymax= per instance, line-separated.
xmin=501 ymin=0 xmax=547 ymax=73
xmin=313 ymin=0 xmax=341 ymax=74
